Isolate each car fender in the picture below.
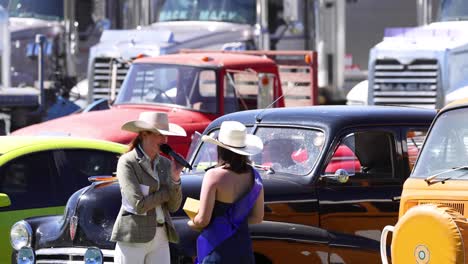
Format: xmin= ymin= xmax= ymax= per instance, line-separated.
xmin=172 ymin=218 xmax=330 ymax=261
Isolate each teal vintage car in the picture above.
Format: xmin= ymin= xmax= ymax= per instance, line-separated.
xmin=0 ymin=136 xmax=126 ymax=264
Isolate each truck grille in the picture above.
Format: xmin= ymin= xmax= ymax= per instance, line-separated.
xmin=35 ymin=248 xmax=115 ymax=264
xmin=418 ymin=201 xmax=465 ymax=216
xmin=91 ymin=57 xmax=130 ymax=101
xmin=372 ymin=59 xmax=438 ymax=109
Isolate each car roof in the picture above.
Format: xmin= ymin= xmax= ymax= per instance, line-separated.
xmin=134 ymin=52 xmax=277 ymax=68
xmin=0 ymin=136 xmax=127 ymax=156
xmin=441 ymin=98 xmax=468 ymax=112
xmin=206 ymin=105 xmax=436 ymax=132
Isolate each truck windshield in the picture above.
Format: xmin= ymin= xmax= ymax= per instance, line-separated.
xmin=7 ymin=0 xmax=63 ymax=20
xmin=114 ymin=63 xmax=219 ymax=113
xmin=192 ymin=126 xmax=324 ymax=176
xmin=412 ymin=108 xmax=468 ymax=179
xmin=438 ymin=0 xmax=468 ymax=22
xmin=152 ymin=0 xmax=255 ymax=25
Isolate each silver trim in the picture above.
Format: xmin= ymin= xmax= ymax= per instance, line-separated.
xmin=374 ymin=91 xmax=437 ymax=97
xmin=374 ymin=78 xmax=436 ymax=83
xmin=36 ymin=248 xmax=114 ymax=257
xmin=374 ymin=97 xmax=436 ymax=103
xmin=374 ymin=71 xmax=437 ymax=77
xmin=265 ymin=199 xmax=318 ymax=204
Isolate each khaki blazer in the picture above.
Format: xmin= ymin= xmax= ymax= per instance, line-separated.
xmin=110 ymin=147 xmax=182 ymax=243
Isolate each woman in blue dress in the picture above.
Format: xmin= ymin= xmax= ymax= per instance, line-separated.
xmin=188 ymin=121 xmax=265 ymax=264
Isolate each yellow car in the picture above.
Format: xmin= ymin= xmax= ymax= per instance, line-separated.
xmin=381 ymin=98 xmax=468 ymax=264
xmin=0 ymin=136 xmax=126 ymax=264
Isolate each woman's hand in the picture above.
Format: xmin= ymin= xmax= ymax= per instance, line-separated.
xmin=170 ymin=156 xmax=184 ymax=182
xmin=187 ymin=220 xmax=203 ymax=232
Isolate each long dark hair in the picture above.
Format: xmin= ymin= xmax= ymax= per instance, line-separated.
xmin=217 ymin=146 xmax=250 ymax=173
xmin=127 ymin=132 xmax=144 ymax=153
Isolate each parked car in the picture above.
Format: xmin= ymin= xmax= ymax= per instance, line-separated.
xmin=10 ymin=106 xmax=435 ymax=264
xmin=380 ymin=98 xmax=468 ymax=264
xmin=0 ymin=136 xmax=126 ymax=264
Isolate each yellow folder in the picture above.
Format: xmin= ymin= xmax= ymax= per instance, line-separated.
xmin=183 ymin=197 xmax=200 ymax=220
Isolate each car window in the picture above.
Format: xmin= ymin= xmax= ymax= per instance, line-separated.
xmin=192 ymin=126 xmax=325 ymax=176
xmin=115 ymin=64 xmax=218 ymax=114
xmin=53 ymin=149 xmax=120 ymax=200
xmin=413 ymin=109 xmax=468 ymax=177
xmin=224 ymin=71 xmax=262 ymax=113
xmin=324 ymin=131 xmax=396 ymax=180
xmin=192 ymin=130 xmax=221 ymax=172
xmin=251 ymin=127 xmax=324 ymax=175
xmin=325 ymin=144 xmax=361 ymax=175
xmin=0 ymin=151 xmax=57 ymax=210
xmin=406 ymin=129 xmax=427 ymax=172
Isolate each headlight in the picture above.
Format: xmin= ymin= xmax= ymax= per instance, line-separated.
xmin=17 ymin=246 xmax=35 ymax=264
xmin=84 ymin=247 xmax=103 ymax=264
xmin=10 ymin=221 xmax=32 ymax=251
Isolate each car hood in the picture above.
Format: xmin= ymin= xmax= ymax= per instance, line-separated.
xmin=11 ymin=105 xmax=210 ymax=145
xmin=90 ymin=21 xmax=253 ymax=61
xmin=34 ymin=172 xmax=310 ymax=250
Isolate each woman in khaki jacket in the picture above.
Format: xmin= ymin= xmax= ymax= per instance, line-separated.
xmin=111 ymin=111 xmax=186 ymax=264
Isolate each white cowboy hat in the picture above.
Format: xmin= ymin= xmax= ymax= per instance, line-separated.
xmin=202 ymin=121 xmax=263 ymax=156
xmin=121 ymin=112 xmax=187 ymax=137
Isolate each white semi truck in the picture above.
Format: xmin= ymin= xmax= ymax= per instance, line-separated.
xmin=0 ymin=0 xmax=138 ymax=133
xmin=361 ymin=0 xmax=468 ymax=108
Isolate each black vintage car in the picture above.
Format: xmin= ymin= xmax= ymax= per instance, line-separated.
xmin=10 ymin=106 xmax=436 ymax=264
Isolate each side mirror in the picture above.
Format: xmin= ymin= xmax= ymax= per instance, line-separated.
xmin=283 ymin=0 xmax=300 ymax=23
xmin=79 ymin=18 xmax=111 ymax=41
xmin=95 ymin=18 xmax=111 ymax=32
xmin=222 ymin=42 xmax=247 ymax=51
xmin=0 ymin=193 xmax=10 ymax=207
xmin=320 ymin=169 xmax=351 ymax=184
xmin=26 ymin=40 xmax=53 ymax=59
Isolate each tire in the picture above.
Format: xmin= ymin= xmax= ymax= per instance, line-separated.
xmin=392 ymin=204 xmax=468 ymax=264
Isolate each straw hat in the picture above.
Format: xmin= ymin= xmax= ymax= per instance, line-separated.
xmin=121 ymin=112 xmax=186 ymax=136
xmin=202 ymin=121 xmax=263 ymax=156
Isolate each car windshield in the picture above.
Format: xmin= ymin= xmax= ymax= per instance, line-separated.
xmin=7 ymin=0 xmax=63 ymax=20
xmin=412 ymin=108 xmax=468 ymax=179
xmin=437 ymin=0 xmax=468 ymax=22
xmin=191 ymin=126 xmax=325 ymax=176
xmin=151 ymin=0 xmax=255 ymax=25
xmin=114 ymin=63 xmax=218 ymax=113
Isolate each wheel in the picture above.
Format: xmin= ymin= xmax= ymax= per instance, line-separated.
xmin=391 ymin=204 xmax=468 ymax=264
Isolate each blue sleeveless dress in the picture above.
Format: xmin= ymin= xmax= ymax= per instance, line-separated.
xmin=196 ymin=168 xmax=262 ymax=264
xmin=199 ymin=201 xmax=255 ymax=264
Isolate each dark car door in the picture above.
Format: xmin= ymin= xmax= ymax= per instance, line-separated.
xmin=0 ymin=151 xmax=58 ymax=211
xmin=52 ymin=149 xmax=120 ymax=201
xmin=316 ymin=127 xmax=404 ymax=264
xmin=0 ymin=150 xmax=61 ymax=264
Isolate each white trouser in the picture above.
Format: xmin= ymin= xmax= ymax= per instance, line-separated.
xmin=114 ymin=226 xmax=170 ymax=264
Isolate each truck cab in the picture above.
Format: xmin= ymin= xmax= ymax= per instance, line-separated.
xmin=12 ymin=51 xmax=317 ymax=156
xmin=362 ymin=0 xmax=468 ymax=108
xmin=86 ymin=0 xmax=319 ymax=103
xmin=381 ymin=98 xmax=468 ymax=264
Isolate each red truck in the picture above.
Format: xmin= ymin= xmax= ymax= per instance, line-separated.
xmin=12 ymin=50 xmax=318 ymax=156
